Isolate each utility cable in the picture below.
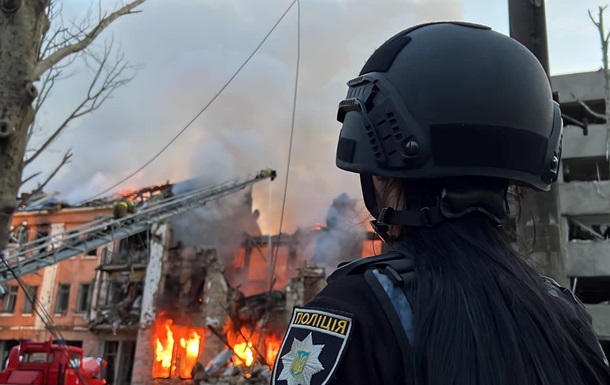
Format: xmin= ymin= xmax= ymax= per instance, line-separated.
xmin=80 ymin=0 xmax=299 ymax=203
xmin=268 ymin=0 xmax=300 ymax=292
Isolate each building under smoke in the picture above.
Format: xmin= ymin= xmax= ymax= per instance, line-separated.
xmin=0 ymin=179 xmax=381 ymax=385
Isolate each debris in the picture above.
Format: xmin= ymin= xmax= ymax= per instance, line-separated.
xmin=206 ymin=349 xmax=234 ymax=377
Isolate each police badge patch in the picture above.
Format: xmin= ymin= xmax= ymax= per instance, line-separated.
xmin=272 ymin=307 xmax=353 ymax=385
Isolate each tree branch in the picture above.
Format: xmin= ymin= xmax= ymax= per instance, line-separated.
xmin=21 ymin=172 xmax=42 ymax=186
xmin=25 ymin=43 xmax=135 ymax=167
xmin=33 ymin=0 xmax=145 ymax=80
xmin=19 ymin=150 xmax=73 ymax=206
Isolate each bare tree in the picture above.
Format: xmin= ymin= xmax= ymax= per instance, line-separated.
xmin=0 ymin=0 xmax=146 ymax=250
xmin=574 ymin=7 xmax=610 ymax=141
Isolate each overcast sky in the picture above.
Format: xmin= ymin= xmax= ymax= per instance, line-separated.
xmin=24 ymin=0 xmax=609 ymax=234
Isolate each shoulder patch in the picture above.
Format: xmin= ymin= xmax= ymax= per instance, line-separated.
xmin=272 ymin=307 xmax=353 ymax=385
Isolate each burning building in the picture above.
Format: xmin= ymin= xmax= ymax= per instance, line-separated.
xmin=0 ymin=177 xmax=380 ymax=385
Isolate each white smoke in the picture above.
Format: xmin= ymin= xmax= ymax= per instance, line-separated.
xmin=25 ymin=0 xmax=463 ymax=233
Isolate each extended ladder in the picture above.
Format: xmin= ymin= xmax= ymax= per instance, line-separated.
xmin=0 ymin=171 xmax=276 ymax=284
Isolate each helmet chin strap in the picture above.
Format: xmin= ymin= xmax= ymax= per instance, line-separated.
xmin=360 ymin=174 xmax=510 ymax=239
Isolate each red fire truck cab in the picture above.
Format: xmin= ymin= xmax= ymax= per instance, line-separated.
xmin=0 ymin=339 xmax=105 ymax=385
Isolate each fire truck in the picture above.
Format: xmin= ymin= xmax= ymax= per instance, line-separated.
xmin=0 ymin=340 xmax=106 ymax=385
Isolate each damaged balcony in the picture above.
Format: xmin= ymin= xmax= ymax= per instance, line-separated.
xmin=90 ymin=230 xmax=153 ymax=332
xmin=98 ymin=230 xmax=151 ymax=271
xmin=90 ymin=273 xmax=145 ymax=332
xmin=566 ymin=218 xmax=610 ymax=276
xmin=559 ymin=154 xmax=610 ymax=216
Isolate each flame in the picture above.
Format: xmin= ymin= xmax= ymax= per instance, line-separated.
xmin=115 ymin=188 xmax=138 ymax=200
xmin=265 ymin=337 xmax=281 ymax=365
xmin=233 ymin=341 xmax=255 ymax=367
xmin=311 ymin=222 xmax=326 ymax=231
xmin=152 ymin=317 xmax=204 ymax=379
xmin=178 ymin=331 xmax=201 ymax=378
xmin=224 ymin=319 xmax=283 ymax=368
xmin=153 ymin=320 xmax=175 ymax=378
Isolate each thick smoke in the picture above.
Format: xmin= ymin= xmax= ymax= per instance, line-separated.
xmin=169 ymin=178 xmax=261 ymax=264
xmin=26 ymin=0 xmax=462 ymax=233
xmin=312 ymin=193 xmax=364 ymax=272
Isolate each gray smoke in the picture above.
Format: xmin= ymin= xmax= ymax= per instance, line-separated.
xmin=169 ymin=177 xmax=261 ymax=263
xmin=312 ymin=193 xmax=364 ymax=272
xmin=25 ymin=0 xmax=462 ymax=233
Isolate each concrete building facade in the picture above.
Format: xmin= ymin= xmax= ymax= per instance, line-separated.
xmin=552 ymin=70 xmax=610 ymax=355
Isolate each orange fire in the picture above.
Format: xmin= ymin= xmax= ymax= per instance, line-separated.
xmin=152 ymin=317 xmax=204 ymax=379
xmin=312 ymin=222 xmax=326 ymax=231
xmin=115 ymin=188 xmax=138 ymax=200
xmin=224 ymin=319 xmax=283 ymax=368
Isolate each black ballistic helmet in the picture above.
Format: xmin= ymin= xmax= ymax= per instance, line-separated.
xmin=335 ymin=22 xmax=563 ymax=228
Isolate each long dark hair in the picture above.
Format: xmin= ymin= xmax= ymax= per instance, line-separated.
xmin=376 ymin=178 xmax=610 ymax=385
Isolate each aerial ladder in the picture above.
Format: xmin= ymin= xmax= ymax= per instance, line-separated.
xmin=0 ymin=169 xmax=277 ymax=285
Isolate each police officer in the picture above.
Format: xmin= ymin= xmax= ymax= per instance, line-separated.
xmin=271 ymin=22 xmax=610 ymax=385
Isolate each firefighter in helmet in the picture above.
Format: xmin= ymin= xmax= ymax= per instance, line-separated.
xmin=259 ymin=168 xmax=277 ymax=181
xmin=271 ymin=22 xmax=610 ymax=385
xmin=113 ymin=200 xmax=135 ymax=220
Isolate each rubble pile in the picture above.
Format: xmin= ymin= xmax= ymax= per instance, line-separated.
xmin=191 ymin=263 xmax=326 ymax=384
xmin=192 ymin=348 xmax=272 ymax=385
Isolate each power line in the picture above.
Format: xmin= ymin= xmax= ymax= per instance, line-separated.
xmin=269 ymin=0 xmax=301 ymax=292
xmin=81 ymin=0 xmax=299 ymax=203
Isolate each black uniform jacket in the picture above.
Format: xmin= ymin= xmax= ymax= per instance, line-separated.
xmin=271 ymin=273 xmax=402 ymax=385
xmin=270 ymin=270 xmax=607 ymax=385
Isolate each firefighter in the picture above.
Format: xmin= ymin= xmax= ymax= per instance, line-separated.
xmin=271 ymin=22 xmax=610 ymax=385
xmin=13 ymin=222 xmax=28 ymax=246
xmin=263 ymin=168 xmax=275 ymax=179
xmin=113 ymin=200 xmax=135 ymax=220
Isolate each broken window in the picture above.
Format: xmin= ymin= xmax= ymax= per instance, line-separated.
xmin=32 ymin=226 xmax=50 ymax=253
xmin=22 ymin=286 xmax=38 ymax=314
xmin=76 ymin=284 xmax=91 ymax=313
xmin=572 ymin=276 xmax=610 ymax=304
xmin=116 ymin=231 xmax=149 ymax=264
xmin=567 ymin=219 xmax=610 ymax=241
xmin=562 ymin=157 xmax=610 ymax=182
xmin=105 ymin=281 xmax=122 ymax=305
xmin=86 ymin=248 xmax=97 ymax=257
xmin=54 ymin=284 xmax=71 ymax=314
xmin=1 ymin=286 xmax=18 ymax=313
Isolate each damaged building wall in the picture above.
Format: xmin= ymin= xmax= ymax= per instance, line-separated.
xmin=552 ymin=71 xmax=610 ymax=356
xmin=201 ymin=250 xmax=230 ymax=366
xmin=285 ymin=262 xmax=326 ymax=325
xmin=131 ymin=221 xmax=170 ymax=385
xmin=140 ymin=221 xmax=170 ymax=327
